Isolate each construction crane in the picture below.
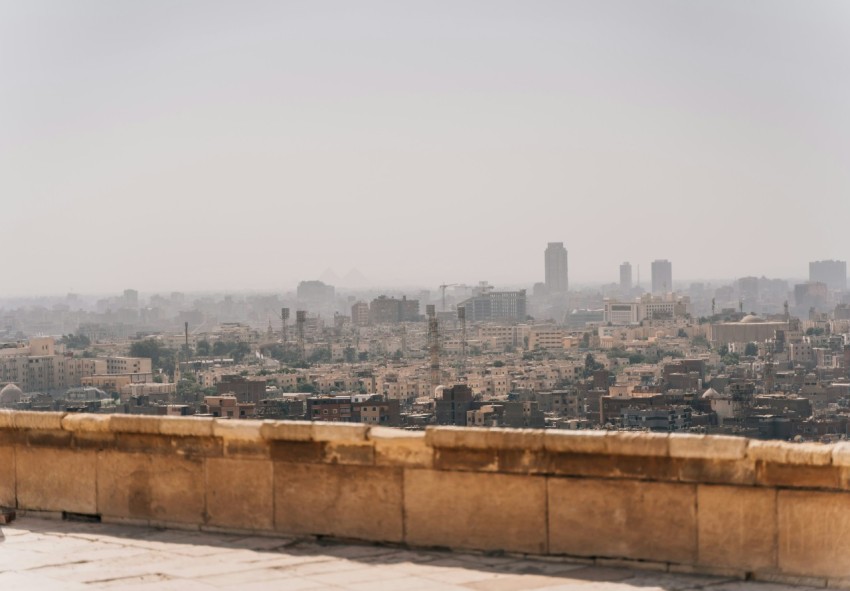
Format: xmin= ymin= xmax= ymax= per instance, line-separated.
xmin=439 ymin=283 xmax=459 ymax=312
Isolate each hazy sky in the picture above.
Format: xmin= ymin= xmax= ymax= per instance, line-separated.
xmin=2 ymin=1 xmax=848 ymax=296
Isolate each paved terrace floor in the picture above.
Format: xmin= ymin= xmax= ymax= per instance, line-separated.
xmin=0 ymin=517 xmax=815 ymax=591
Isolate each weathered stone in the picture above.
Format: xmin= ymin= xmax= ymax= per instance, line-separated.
xmin=425 ymin=426 xmax=489 ymax=450
xmin=274 ymin=462 xmax=403 ymax=542
xmin=404 ymin=469 xmax=547 ymax=554
xmin=747 ymin=440 xmax=790 ymax=463
xmin=0 ymin=409 xmax=13 ymax=429
xmin=497 ymin=448 xmax=549 ymax=474
xmin=171 ymin=435 xmax=222 ymax=459
xmin=0 ymin=445 xmax=14 ymax=506
xmin=548 ymin=452 xmax=678 ymax=481
xmin=109 ymin=414 xmax=161 ymax=435
xmin=784 ymin=442 xmax=832 ymax=466
xmin=213 ymin=419 xmax=263 ymax=440
xmin=27 ymin=429 xmax=72 ymax=447
xmin=158 ymin=416 xmax=214 ymax=438
xmin=673 ymin=457 xmax=755 ymax=486
xmin=605 ymin=431 xmax=669 ymax=457
xmin=224 ymin=439 xmax=270 ymax=459
xmin=669 ymin=434 xmax=748 ymax=461
xmin=72 ymin=431 xmax=116 ymax=451
xmin=206 ymin=458 xmax=273 ymax=531
xmin=61 ymin=413 xmax=111 ymax=433
xmin=114 ymin=432 xmax=176 ymax=455
xmin=543 ymin=430 xmax=608 ymax=454
xmin=778 ymin=490 xmax=850 ymax=578
xmin=269 ymin=441 xmax=325 ymax=463
xmin=97 ymin=451 xmax=152 ymax=520
xmin=486 ymin=428 xmax=545 ymax=451
xmin=832 ymin=442 xmax=850 ymax=467
xmin=548 ymin=478 xmax=697 ymax=564
xmin=260 ymin=421 xmax=313 ymax=442
xmin=16 ymin=447 xmax=96 ymax=514
xmin=369 ymin=428 xmax=432 ymax=469
xmin=13 ymin=411 xmax=64 ymax=431
xmin=323 ymin=441 xmax=374 ymax=465
xmin=757 ymin=462 xmax=840 ymax=490
xmin=148 ymin=455 xmax=205 ymax=524
xmin=311 ymin=422 xmax=368 ymax=442
xmin=434 ymin=447 xmax=498 ymax=472
xmin=697 ymin=484 xmax=776 ymax=571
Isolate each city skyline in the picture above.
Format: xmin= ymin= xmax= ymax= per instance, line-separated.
xmin=2 ymin=1 xmax=849 ymax=295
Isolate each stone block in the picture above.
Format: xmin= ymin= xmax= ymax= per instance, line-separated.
xmin=16 ymin=447 xmax=96 ymax=514
xmin=61 ymin=413 xmax=111 ymax=433
xmin=778 ymin=490 xmax=850 ymax=578
xmin=486 ymin=428 xmax=545 ymax=451
xmin=548 ymin=452 xmax=678 ymax=481
xmin=206 ymin=457 xmax=273 ymax=531
xmin=757 ymin=462 xmax=840 ymax=490
xmin=0 ymin=409 xmax=13 ymax=429
xmin=425 ymin=426 xmax=489 ymax=450
xmin=434 ymin=447 xmax=498 ymax=472
xmin=148 ymin=455 xmax=206 ymax=524
xmin=747 ymin=440 xmax=790 ymax=463
xmin=370 ymin=429 xmax=432 ymax=469
xmin=833 ymin=442 xmax=850 ymax=467
xmin=323 ymin=442 xmax=374 ymax=465
xmin=109 ymin=414 xmax=161 ymax=435
xmin=374 ymin=439 xmax=433 ymax=469
xmin=260 ymin=421 xmax=313 ymax=442
xmin=673 ymin=457 xmax=755 ymax=486
xmin=669 ymin=434 xmax=748 ymax=461
xmin=27 ymin=429 xmax=72 ymax=447
xmin=224 ymin=439 xmax=270 ymax=459
xmin=605 ymin=431 xmax=669 ymax=457
xmin=72 ymin=431 xmax=116 ymax=451
xmin=13 ymin=411 xmax=65 ymax=431
xmin=0 ymin=445 xmax=14 ymax=506
xmin=497 ymin=448 xmax=549 ymax=474
xmin=171 ymin=435 xmax=222 ymax=459
xmin=97 ymin=451 xmax=153 ymax=520
xmin=270 ymin=441 xmax=326 ymax=463
xmin=785 ymin=442 xmax=832 ymax=466
xmin=158 ymin=416 xmax=214 ymax=438
xmin=548 ymin=478 xmax=697 ymax=564
xmin=404 ymin=469 xmax=547 ymax=554
xmin=544 ymin=430 xmax=608 ymax=454
xmin=274 ymin=462 xmax=403 ymax=542
xmin=213 ymin=419 xmax=263 ymax=441
xmin=697 ymin=484 xmax=776 ymax=571
xmin=114 ymin=433 xmax=175 ymax=455
xmin=311 ymin=422 xmax=368 ymax=442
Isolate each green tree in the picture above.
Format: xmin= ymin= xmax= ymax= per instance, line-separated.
xmin=744 ymin=342 xmax=759 ymax=356
xmin=196 ymin=340 xmax=211 ymax=356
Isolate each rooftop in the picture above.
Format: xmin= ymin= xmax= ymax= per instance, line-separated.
xmin=0 ymin=516 xmax=813 ymax=591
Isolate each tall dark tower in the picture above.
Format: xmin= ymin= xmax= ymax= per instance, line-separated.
xmin=651 ymin=259 xmax=673 ymax=295
xmin=619 ymin=262 xmax=632 ymax=293
xmin=544 ymin=242 xmax=568 ymax=294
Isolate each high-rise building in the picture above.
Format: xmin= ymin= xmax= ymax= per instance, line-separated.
xmin=619 ymin=262 xmax=632 ymax=292
xmin=459 ymin=290 xmax=527 ymax=323
xmin=544 ymin=242 xmax=568 ymax=294
xmin=809 ymin=260 xmax=847 ymax=291
xmin=651 ymin=260 xmax=673 ymax=295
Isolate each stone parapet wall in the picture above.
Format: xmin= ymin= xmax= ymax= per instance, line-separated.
xmin=1 ymin=410 xmax=849 ymax=583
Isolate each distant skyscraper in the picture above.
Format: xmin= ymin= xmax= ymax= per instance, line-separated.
xmin=809 ymin=260 xmax=847 ymax=291
xmin=619 ymin=262 xmax=632 ymax=292
xmin=651 ymin=260 xmax=673 ymax=294
xmin=544 ymin=242 xmax=568 ymax=294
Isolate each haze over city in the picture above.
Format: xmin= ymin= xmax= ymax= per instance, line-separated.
xmin=2 ymin=0 xmax=849 ymax=295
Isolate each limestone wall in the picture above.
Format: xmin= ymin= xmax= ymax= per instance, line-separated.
xmin=1 ymin=410 xmax=849 ymax=584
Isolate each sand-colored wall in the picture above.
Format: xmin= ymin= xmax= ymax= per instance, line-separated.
xmin=2 ymin=410 xmax=850 ymax=584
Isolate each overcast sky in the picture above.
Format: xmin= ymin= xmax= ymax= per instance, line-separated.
xmin=2 ymin=1 xmax=848 ymax=296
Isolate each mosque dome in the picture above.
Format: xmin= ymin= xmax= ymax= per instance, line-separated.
xmin=701 ymin=387 xmax=730 ymax=400
xmin=0 ymin=383 xmax=23 ymax=404
xmin=739 ymin=314 xmax=764 ymax=324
